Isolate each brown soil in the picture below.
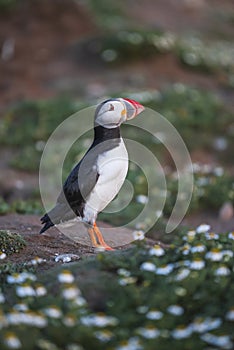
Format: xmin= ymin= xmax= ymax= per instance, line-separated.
xmin=0 ymin=211 xmax=233 ymax=272
xmin=0 ymin=214 xmax=136 ymax=270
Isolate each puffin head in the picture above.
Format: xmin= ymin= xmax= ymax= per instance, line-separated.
xmin=94 ymin=98 xmax=145 ymax=129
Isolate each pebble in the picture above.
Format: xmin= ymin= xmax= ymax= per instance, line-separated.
xmin=54 ymin=253 xmax=80 ymax=263
xmin=219 ymin=202 xmax=234 ymax=221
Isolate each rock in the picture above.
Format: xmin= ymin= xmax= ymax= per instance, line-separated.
xmin=219 ymin=202 xmax=234 ymax=222
xmin=54 ymin=253 xmax=80 ymax=263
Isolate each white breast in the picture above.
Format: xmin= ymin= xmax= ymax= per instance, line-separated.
xmin=83 ymin=138 xmax=128 ymax=224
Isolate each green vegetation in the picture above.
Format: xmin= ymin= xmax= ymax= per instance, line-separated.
xmin=165 ymin=169 xmax=234 ymax=216
xmin=0 ymin=230 xmax=26 ymax=255
xmin=0 ymin=228 xmax=234 ymax=349
xmin=87 ymin=0 xmax=125 ymax=30
xmin=125 ymin=85 xmax=233 ymax=153
xmin=81 ymin=28 xmax=234 ymax=85
xmin=0 ymin=99 xmax=78 ymax=172
xmin=0 ymin=197 xmax=43 ymax=215
xmin=0 ymin=0 xmax=17 ymax=11
xmin=178 ymin=37 xmax=234 ymax=75
xmin=84 ymin=30 xmax=176 ymax=64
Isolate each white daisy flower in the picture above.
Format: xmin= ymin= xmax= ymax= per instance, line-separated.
xmin=62 ymin=286 xmax=80 ymax=300
xmin=215 ymin=266 xmax=231 ymax=276
xmin=149 ymin=245 xmax=165 ymax=256
xmin=213 ymin=166 xmax=224 ymax=176
xmin=0 ymin=252 xmax=6 ymax=260
xmin=196 ymin=177 xmax=209 ymax=186
xmin=116 ymin=337 xmax=143 ymax=350
xmin=7 ymin=311 xmax=47 ymax=328
xmin=171 ymin=325 xmax=193 ymax=339
xmin=136 ymin=195 xmax=148 ymax=205
xmin=7 ymin=274 xmax=22 ymax=284
xmin=81 ymin=313 xmax=118 ymax=327
xmin=181 ymin=244 xmax=191 ymax=255
xmin=28 ymin=257 xmax=46 ymax=265
xmin=95 ymin=330 xmax=113 ymax=342
xmin=63 ymin=315 xmax=76 ymax=327
xmin=133 ymin=230 xmax=145 ymax=241
xmin=146 ymin=309 xmax=163 ymax=320
xmin=16 ymin=284 xmax=35 ymax=298
xmin=228 ymin=232 xmax=234 ymax=240
xmin=222 ymin=250 xmax=233 ymax=258
xmin=183 ymin=231 xmax=196 ymax=242
xmin=192 ymin=162 xmax=201 ymax=173
xmin=35 ymin=285 xmax=47 ymax=297
xmin=43 ymin=306 xmax=62 ymax=319
xmin=167 ymin=305 xmax=184 ymax=316
xmin=74 ymin=296 xmax=87 ymax=307
xmin=190 ymin=259 xmax=205 ymax=270
xmin=196 ymin=224 xmax=211 ymax=233
xmin=13 ymin=303 xmax=28 ymax=312
xmin=4 ymin=332 xmax=21 ymax=349
xmin=7 ymin=272 xmax=36 ymax=284
xmin=175 ymin=268 xmax=190 ymax=281
xmin=192 ymin=317 xmax=222 ymax=333
xmin=191 ymin=244 xmax=206 ymax=253
xmin=58 ymin=270 xmax=75 ymax=284
xmin=205 ymin=249 xmax=223 ymax=261
xmin=137 ymin=326 xmax=160 ymax=339
xmin=156 ymin=264 xmax=174 ymax=275
xmin=201 ymin=333 xmax=232 ymax=349
xmin=226 ymin=308 xmax=234 ymax=321
xmin=30 ymin=313 xmax=48 ymax=328
xmin=205 ymin=232 xmax=219 ymax=240
xmin=140 ymin=262 xmax=156 ymax=272
xmin=7 ymin=311 xmax=23 ymax=325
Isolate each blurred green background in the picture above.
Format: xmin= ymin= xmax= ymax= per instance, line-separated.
xmin=0 ymin=0 xmax=234 ymax=232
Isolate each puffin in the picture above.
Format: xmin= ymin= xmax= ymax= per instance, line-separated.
xmin=40 ymin=98 xmax=145 ymax=250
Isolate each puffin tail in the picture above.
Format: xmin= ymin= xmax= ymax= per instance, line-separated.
xmin=40 ymin=213 xmax=54 ymax=234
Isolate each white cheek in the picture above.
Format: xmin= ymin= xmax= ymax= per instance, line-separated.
xmin=96 ymin=113 xmax=122 ymax=128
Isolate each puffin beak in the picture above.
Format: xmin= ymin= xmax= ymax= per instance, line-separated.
xmin=122 ymin=98 xmax=145 ymax=120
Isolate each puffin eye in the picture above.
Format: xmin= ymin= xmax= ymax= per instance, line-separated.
xmin=109 ymin=104 xmax=114 ymax=111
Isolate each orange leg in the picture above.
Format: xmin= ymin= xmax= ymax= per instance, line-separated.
xmin=87 ymin=223 xmax=114 ymax=251
xmin=87 ymin=227 xmax=99 ymax=247
xmin=93 ymin=222 xmax=114 ymax=251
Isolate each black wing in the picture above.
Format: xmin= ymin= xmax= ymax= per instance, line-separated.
xmin=40 ymin=129 xmax=120 ymax=233
xmin=40 ymin=150 xmax=99 ymax=233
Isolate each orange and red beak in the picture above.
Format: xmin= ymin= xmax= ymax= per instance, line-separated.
xmin=123 ymin=98 xmax=145 ymax=120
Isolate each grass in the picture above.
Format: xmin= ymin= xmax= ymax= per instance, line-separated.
xmin=80 ymin=27 xmax=234 ymax=87
xmin=125 ymin=85 xmax=233 ymax=154
xmin=86 ymin=0 xmax=125 ymax=30
xmin=0 ymin=197 xmax=43 ymax=216
xmin=0 ymin=227 xmax=234 ymax=349
xmin=0 ymin=98 xmax=78 ymax=172
xmin=0 ymin=0 xmax=17 ymax=11
xmin=0 ymin=230 xmax=26 ymax=255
